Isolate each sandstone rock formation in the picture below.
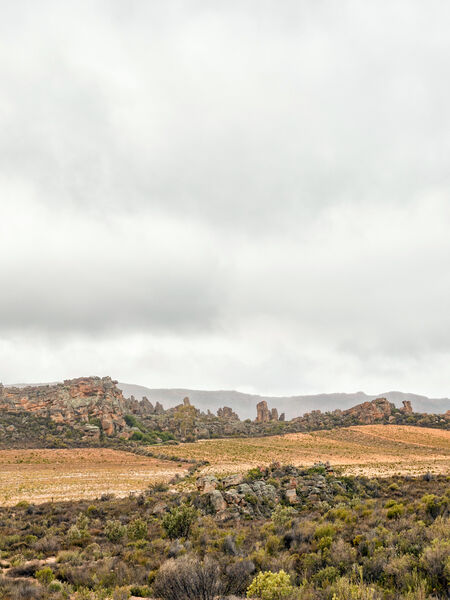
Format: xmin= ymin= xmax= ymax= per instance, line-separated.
xmin=0 ymin=376 xmax=145 ymax=436
xmin=401 ymin=400 xmax=413 ymax=414
xmin=217 ymin=406 xmax=239 ymax=421
xmin=256 ymin=400 xmax=281 ymax=422
xmin=256 ymin=400 xmax=270 ymax=423
xmin=341 ymin=397 xmax=394 ymax=424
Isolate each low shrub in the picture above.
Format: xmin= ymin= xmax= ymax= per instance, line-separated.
xmin=247 ymin=569 xmax=294 ymax=600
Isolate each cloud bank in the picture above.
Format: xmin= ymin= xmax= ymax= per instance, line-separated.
xmin=1 ymin=1 xmax=449 ymax=400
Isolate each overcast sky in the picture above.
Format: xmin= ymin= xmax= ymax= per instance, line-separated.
xmin=1 ymin=1 xmax=449 ymax=399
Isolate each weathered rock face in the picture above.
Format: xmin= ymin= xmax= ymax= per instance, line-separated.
xmin=401 ymin=400 xmax=413 ymax=414
xmin=217 ymin=406 xmax=239 ymax=421
xmin=343 ymin=397 xmax=394 ymax=424
xmin=256 ymin=400 xmax=281 ymax=422
xmin=256 ymin=400 xmax=270 ymax=423
xmin=0 ymin=376 xmax=137 ymax=436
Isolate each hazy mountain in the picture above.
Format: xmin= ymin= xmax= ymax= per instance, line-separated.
xmin=117 ymin=383 xmax=449 ymax=420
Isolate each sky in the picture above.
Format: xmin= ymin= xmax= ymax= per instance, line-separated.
xmin=1 ymin=1 xmax=449 ymax=399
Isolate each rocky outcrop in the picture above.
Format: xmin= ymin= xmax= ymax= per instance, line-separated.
xmin=194 ymin=463 xmax=347 ymax=520
xmin=401 ymin=400 xmax=413 ymax=414
xmin=217 ymin=406 xmax=239 ymax=421
xmin=342 ymin=397 xmax=394 ymax=424
xmin=0 ymin=377 xmax=141 ymax=436
xmin=256 ymin=400 xmax=280 ymax=422
xmin=256 ymin=400 xmax=270 ymax=422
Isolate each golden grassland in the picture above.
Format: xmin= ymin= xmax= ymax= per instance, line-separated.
xmin=0 ymin=448 xmax=187 ymax=506
xmin=0 ymin=426 xmax=448 ymax=506
xmin=161 ymin=425 xmax=450 ymax=477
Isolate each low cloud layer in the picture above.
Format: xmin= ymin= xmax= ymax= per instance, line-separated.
xmin=1 ymin=1 xmax=449 ymax=400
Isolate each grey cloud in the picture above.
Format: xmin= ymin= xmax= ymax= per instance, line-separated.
xmin=0 ymin=1 xmax=449 ymax=397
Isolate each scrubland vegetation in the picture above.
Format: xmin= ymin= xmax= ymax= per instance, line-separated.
xmin=0 ymin=463 xmax=448 ymax=600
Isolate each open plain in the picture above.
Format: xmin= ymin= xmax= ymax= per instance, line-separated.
xmin=160 ymin=424 xmax=450 ymax=476
xmin=0 ymin=425 xmax=448 ymax=506
xmin=0 ymin=448 xmax=188 ymax=506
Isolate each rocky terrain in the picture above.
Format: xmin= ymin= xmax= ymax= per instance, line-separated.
xmin=0 ymin=377 xmax=448 ymax=449
xmin=117 ymin=383 xmax=450 ymax=418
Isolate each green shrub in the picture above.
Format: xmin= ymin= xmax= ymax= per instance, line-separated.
xmin=246 ymin=467 xmax=264 ymax=481
xmin=127 ymin=518 xmax=148 ymax=540
xmin=162 ymin=505 xmax=197 ymax=539
xmin=271 ymin=505 xmax=296 ymax=528
xmin=265 ymin=534 xmax=281 ymax=555
xmin=313 ymin=566 xmax=339 ymax=586
xmin=104 ymin=519 xmax=126 ymax=542
xmin=35 ymin=566 xmax=54 ymax=584
xmin=247 ymin=570 xmax=295 ymax=600
xmin=386 ymin=503 xmax=405 ymax=519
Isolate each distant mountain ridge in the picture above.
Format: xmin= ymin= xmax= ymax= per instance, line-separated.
xmin=117 ymin=383 xmax=449 ymax=420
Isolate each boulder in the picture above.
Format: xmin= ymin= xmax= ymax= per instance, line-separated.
xmin=209 ymin=490 xmax=227 ymax=512
xmin=222 ymin=473 xmax=244 ymax=488
xmin=285 ymin=488 xmax=298 ymax=504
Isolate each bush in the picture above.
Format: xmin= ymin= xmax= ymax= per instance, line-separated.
xmin=162 ymin=505 xmax=197 ymax=539
xmin=271 ymin=505 xmax=297 ymax=528
xmin=153 ymin=556 xmax=221 ymax=600
xmin=104 ymin=519 xmax=126 ymax=542
xmin=246 ymin=467 xmax=264 ymax=481
xmin=127 ymin=518 xmax=148 ymax=540
xmin=330 ymin=575 xmax=381 ymax=599
xmin=35 ymin=566 xmax=54 ymax=584
xmin=223 ymin=560 xmax=255 ymax=595
xmin=312 ymin=566 xmax=339 ymax=586
xmin=247 ymin=570 xmax=295 ymax=600
xmin=386 ymin=503 xmax=405 ymax=519
xmin=420 ymin=538 xmax=450 ymax=588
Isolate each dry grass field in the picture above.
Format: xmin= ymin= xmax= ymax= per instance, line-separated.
xmin=161 ymin=425 xmax=450 ymax=477
xmin=0 ymin=448 xmax=187 ymax=506
xmin=0 ymin=426 xmax=448 ymax=506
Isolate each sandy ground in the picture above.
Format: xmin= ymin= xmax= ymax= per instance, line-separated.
xmin=159 ymin=425 xmax=450 ymax=477
xmin=0 ymin=426 xmax=448 ymax=505
xmin=0 ymin=448 xmax=187 ymax=506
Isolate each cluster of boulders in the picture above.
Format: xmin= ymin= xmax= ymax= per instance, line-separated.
xmin=292 ymin=397 xmax=419 ymax=428
xmin=193 ymin=462 xmax=349 ymax=521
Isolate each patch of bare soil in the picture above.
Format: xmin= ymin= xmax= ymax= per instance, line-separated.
xmin=0 ymin=448 xmax=187 ymax=506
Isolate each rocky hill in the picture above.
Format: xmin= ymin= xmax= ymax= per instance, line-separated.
xmin=1 ymin=376 xmax=448 ymax=448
